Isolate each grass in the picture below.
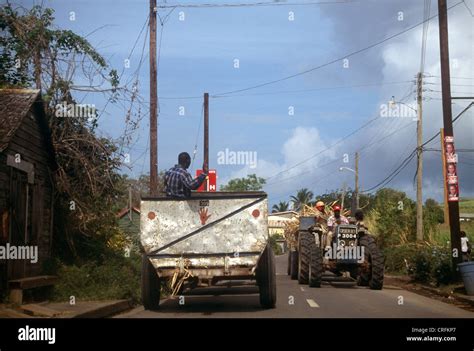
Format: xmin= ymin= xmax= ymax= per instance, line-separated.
xmin=437 ymin=220 xmax=474 ymax=243
xmin=436 ymin=197 xmax=474 ymax=245
xmin=440 ymin=197 xmax=474 ymax=214
xmin=459 ymin=198 xmax=474 ymax=214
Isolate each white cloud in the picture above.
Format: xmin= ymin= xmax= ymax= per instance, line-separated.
xmin=219 ymin=126 xmax=339 ymax=199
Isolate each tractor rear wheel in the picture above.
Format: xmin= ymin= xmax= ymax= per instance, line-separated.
xmin=298 ymin=231 xmax=311 ymax=284
xmin=308 ymin=241 xmax=323 ymax=288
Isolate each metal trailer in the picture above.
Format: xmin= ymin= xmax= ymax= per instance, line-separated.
xmin=140 ymin=191 xmax=276 ymax=309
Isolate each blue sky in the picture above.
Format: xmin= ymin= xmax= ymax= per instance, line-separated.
xmin=15 ymin=0 xmax=474 ymax=206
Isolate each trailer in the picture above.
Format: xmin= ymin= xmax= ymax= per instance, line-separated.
xmin=140 ymin=191 xmax=276 ymax=309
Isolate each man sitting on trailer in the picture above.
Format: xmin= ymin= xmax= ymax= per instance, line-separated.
xmin=164 ymin=152 xmax=208 ymax=198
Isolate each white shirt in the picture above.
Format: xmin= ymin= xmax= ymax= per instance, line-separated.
xmin=461 ymin=237 xmax=469 ymax=253
xmin=327 ymin=215 xmax=349 ymax=228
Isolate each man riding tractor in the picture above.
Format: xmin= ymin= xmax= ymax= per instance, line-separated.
xmin=326 ymin=204 xmax=349 ymax=249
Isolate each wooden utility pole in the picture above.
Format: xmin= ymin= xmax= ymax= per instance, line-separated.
xmin=341 ymin=181 xmax=347 ymax=211
xmin=438 ymin=0 xmax=462 ymax=269
xmin=355 ymin=152 xmax=359 ymax=210
xmin=149 ymin=0 xmax=158 ymax=196
xmin=416 ymin=72 xmax=424 ymax=241
xmin=440 ymin=128 xmax=450 ymax=226
xmin=203 ymin=92 xmax=209 ymax=191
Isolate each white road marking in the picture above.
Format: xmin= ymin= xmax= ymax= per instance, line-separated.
xmin=306 ymin=299 xmax=320 ymax=308
xmin=300 ymin=287 xmax=305 ymax=292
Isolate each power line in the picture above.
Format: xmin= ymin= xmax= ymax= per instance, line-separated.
xmin=421 ymin=102 xmax=473 ymax=147
xmin=211 ymin=80 xmax=415 ymax=98
xmin=462 ymin=0 xmax=474 ymax=16
xmin=264 ymin=115 xmax=380 ymax=182
xmin=267 ymin=163 xmax=342 ymax=203
xmin=264 ymin=84 xmax=416 ymax=183
xmin=357 ymin=87 xmax=414 ymax=154
xmin=266 ymin=89 xmax=414 ymax=180
xmin=426 ymin=89 xmax=474 ymax=94
xmin=358 ymin=119 xmax=414 ymax=153
xmin=362 ymin=151 xmax=416 ymax=193
xmin=265 ymin=158 xmax=341 ymax=187
xmin=362 ymin=102 xmax=473 ymax=193
xmin=156 ymin=1 xmax=356 ymax=9
xmin=264 ymin=88 xmax=414 ymax=190
xmin=420 ymin=0 xmax=431 ymax=73
xmin=212 ymin=1 xmax=463 ymax=96
xmin=157 ymin=80 xmax=415 ymax=100
xmin=424 ymin=82 xmax=474 ymax=87
xmin=425 ymin=74 xmax=474 ymax=80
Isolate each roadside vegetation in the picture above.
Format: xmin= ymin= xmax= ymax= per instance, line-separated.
xmin=278 ymin=186 xmax=474 ymax=287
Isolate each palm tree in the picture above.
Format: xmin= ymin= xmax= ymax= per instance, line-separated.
xmin=290 ymin=188 xmax=314 ymax=211
xmin=272 ymin=201 xmax=290 ymax=213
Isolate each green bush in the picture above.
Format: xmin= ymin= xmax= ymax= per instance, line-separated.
xmin=384 ymin=244 xmax=415 ymax=273
xmin=385 ymin=243 xmax=455 ymax=285
xmin=411 ymin=247 xmax=432 ymax=283
xmin=431 ymin=247 xmax=454 ymax=286
xmin=51 ymin=252 xmax=142 ymax=304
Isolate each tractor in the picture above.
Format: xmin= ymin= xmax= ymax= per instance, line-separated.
xmin=288 ymin=216 xmax=384 ymax=289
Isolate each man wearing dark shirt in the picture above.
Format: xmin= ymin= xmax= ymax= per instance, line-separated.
xmin=164 ymin=152 xmax=208 ymax=198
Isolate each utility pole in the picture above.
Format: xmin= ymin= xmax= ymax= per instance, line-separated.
xmin=149 ymin=0 xmax=158 ymax=196
xmin=355 ymin=152 xmax=359 ymax=210
xmin=438 ymin=0 xmax=462 ymax=269
xmin=203 ymin=92 xmax=209 ymax=191
xmin=416 ymin=72 xmax=424 ymax=242
xmin=129 ymin=186 xmax=132 ymax=221
xmin=341 ymin=181 xmax=347 ymax=211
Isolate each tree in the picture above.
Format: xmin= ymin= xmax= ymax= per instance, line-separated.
xmin=290 ymin=188 xmax=314 ymax=211
xmin=220 ymin=174 xmax=266 ymax=192
xmin=0 ymin=4 xmax=141 ymax=260
xmin=272 ymin=201 xmax=290 ymax=213
xmin=368 ymin=188 xmax=417 ymax=248
xmin=424 ymin=198 xmax=445 ymax=236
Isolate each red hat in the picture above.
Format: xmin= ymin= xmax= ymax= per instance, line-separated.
xmin=333 ymin=205 xmax=341 ymax=211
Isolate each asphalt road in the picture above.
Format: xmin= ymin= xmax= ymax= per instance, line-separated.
xmin=118 ymin=254 xmax=474 ymax=318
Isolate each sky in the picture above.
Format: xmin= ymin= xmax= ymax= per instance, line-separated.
xmin=13 ymin=0 xmax=474 ymax=207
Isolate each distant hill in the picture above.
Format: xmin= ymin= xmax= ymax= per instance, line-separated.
xmin=459 ymin=198 xmax=474 ymax=214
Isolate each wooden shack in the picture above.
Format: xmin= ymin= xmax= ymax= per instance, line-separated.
xmin=0 ymin=89 xmax=56 ymax=295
